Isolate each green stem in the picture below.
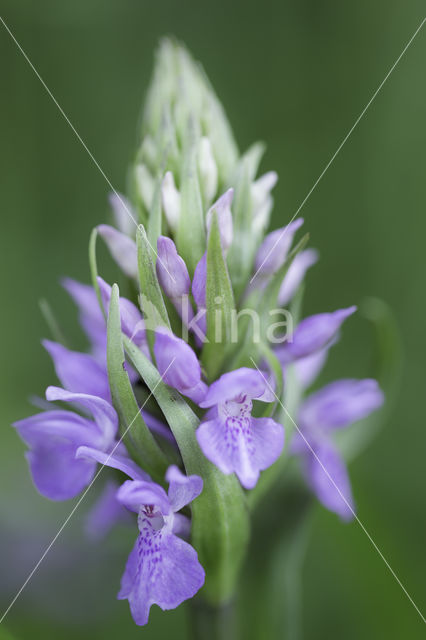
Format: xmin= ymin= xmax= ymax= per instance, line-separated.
xmin=188 ymin=597 xmax=236 ymax=640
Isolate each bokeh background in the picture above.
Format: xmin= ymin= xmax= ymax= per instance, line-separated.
xmin=0 ymin=1 xmax=425 ymax=638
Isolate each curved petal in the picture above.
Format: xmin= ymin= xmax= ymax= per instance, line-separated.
xmin=76 ymin=446 xmax=148 ymax=481
xmin=165 ymin=466 xmax=203 ymax=512
xmin=97 ymin=224 xmax=138 ymax=279
xmin=192 ymin=253 xmax=207 ymax=308
xmin=206 ymin=189 xmax=234 ymax=251
xmin=46 ymin=386 xmax=118 ymax=443
xmin=62 ymin=278 xmax=105 ymax=350
xmin=250 ymin=417 xmax=285 ymax=471
xmin=305 ymin=440 xmax=355 ymax=521
xmin=13 ymin=410 xmax=98 ymax=448
xmin=277 ymin=306 xmax=356 ymax=363
xmin=199 ymin=367 xmax=269 ymax=408
xmin=154 ymin=328 xmax=204 ymax=397
xmin=43 ymin=340 xmax=110 ymax=402
xmin=278 ymin=248 xmax=319 ymax=307
xmin=97 ymin=277 xmax=143 ymax=340
xmin=300 ymin=378 xmax=384 ymax=431
xmin=255 ymin=218 xmax=304 ymax=275
xmin=117 ymin=479 xmax=170 ymax=515
xmin=109 ymin=192 xmax=136 ymax=236
xmin=156 ymin=236 xmax=191 ymax=299
xmin=26 ymin=441 xmax=96 ymax=501
xmin=118 ymin=529 xmax=205 ymax=626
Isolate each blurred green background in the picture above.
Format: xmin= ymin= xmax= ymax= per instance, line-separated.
xmin=0 ymin=1 xmax=425 ymax=638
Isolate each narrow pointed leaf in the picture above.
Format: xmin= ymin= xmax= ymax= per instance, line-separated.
xmin=107 ymin=284 xmax=169 ymax=481
xmin=202 ymin=211 xmax=236 ymax=380
xmin=176 ymin=122 xmax=206 ymax=275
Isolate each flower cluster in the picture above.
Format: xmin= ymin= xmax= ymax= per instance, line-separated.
xmin=14 ymin=40 xmax=384 ymax=625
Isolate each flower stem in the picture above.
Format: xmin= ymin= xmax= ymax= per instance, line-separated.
xmin=188 ymin=597 xmax=236 ymax=640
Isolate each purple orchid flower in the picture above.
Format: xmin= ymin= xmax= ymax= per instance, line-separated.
xmin=197 ymin=368 xmax=284 ymax=489
xmin=292 ymin=378 xmax=384 ymax=520
xmin=276 ymin=306 xmax=356 ymax=364
xmin=113 ymin=465 xmax=204 ymax=625
xmin=154 ymin=328 xmax=207 ymax=404
xmin=156 ymin=236 xmax=195 ymax=325
xmin=13 ymin=386 xmax=118 ymax=500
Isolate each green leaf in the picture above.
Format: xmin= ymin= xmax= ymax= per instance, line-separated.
xmin=202 ymin=211 xmax=236 ymax=380
xmin=124 ymin=336 xmax=250 ymax=605
xmin=89 ymin=227 xmax=106 ymax=320
xmin=147 ymin=175 xmax=163 ymax=254
xmin=176 ymin=121 xmax=206 ymax=275
xmin=136 ymin=224 xmax=171 ymax=336
xmin=107 ymin=284 xmax=169 ymax=482
xmin=226 ymin=161 xmax=253 ymax=300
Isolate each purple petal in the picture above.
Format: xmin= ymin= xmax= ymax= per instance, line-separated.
xmin=25 ymin=442 xmax=96 ymax=501
xmin=62 ymin=278 xmax=106 ymax=352
xmin=192 ymin=253 xmax=207 ymax=308
xmin=206 ymin=189 xmax=234 ymax=251
xmin=199 ymin=367 xmax=271 ymax=408
xmin=154 ymin=328 xmax=207 ymax=403
xmin=13 ymin=410 xmax=98 ymax=449
xmin=43 ymin=340 xmax=111 ymax=402
xmin=97 ymin=277 xmax=143 ymax=340
xmin=277 ymin=306 xmax=356 ymax=362
xmin=255 ymin=218 xmax=304 ymax=275
xmin=85 ymin=479 xmax=133 ymax=540
xmin=46 ymin=386 xmax=118 ymax=443
xmin=118 ymin=529 xmax=204 ymax=625
xmin=117 ymin=479 xmax=171 ymax=515
xmin=305 ymin=440 xmax=354 ymax=521
xmin=165 ymin=465 xmax=203 ymax=512
xmin=156 ymin=236 xmax=191 ymax=299
xmin=97 ymin=224 xmax=138 ymax=279
xmin=293 ymin=341 xmax=334 ymax=389
xmin=196 ymin=414 xmax=283 ymax=489
xmin=76 ymin=445 xmax=149 ymax=481
xmin=300 ymin=379 xmax=384 ymax=431
xmin=250 ymin=417 xmax=285 ymax=471
xmin=109 ymin=192 xmax=136 ymax=236
xmin=278 ymin=248 xmax=319 ymax=306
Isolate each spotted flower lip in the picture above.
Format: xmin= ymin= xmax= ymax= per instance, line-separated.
xmin=116 ymin=465 xmax=204 ymax=626
xmin=197 ymin=368 xmax=284 ymax=489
